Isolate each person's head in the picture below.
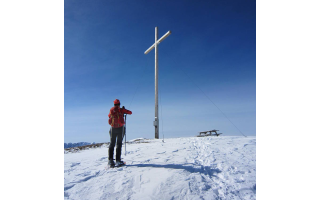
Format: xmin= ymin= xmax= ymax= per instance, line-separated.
xmin=114 ymin=99 xmax=120 ymax=107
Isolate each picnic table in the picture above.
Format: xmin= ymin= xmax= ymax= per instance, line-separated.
xmin=196 ymin=129 xmax=222 ymax=137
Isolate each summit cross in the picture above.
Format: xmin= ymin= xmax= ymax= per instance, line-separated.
xmin=144 ymin=27 xmax=171 ymax=139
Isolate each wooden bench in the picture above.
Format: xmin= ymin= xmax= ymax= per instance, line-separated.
xmin=196 ymin=129 xmax=223 ymax=137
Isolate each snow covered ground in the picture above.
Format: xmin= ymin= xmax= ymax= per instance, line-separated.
xmin=64 ymin=136 xmax=256 ymax=200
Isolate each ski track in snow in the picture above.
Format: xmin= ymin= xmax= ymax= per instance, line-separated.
xmin=64 ymin=136 xmax=256 ymax=200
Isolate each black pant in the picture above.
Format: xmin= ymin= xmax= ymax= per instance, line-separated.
xmin=108 ymin=126 xmax=125 ymax=161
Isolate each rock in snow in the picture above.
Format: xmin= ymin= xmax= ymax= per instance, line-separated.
xmin=64 ymin=136 xmax=256 ymax=200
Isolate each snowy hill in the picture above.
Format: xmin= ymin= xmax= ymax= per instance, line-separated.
xmin=64 ymin=136 xmax=256 ymax=200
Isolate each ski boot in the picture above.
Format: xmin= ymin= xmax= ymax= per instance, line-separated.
xmin=108 ymin=160 xmax=115 ymax=168
xmin=115 ymin=160 xmax=126 ymax=167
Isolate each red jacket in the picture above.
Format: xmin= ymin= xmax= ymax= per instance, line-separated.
xmin=108 ymin=106 xmax=132 ymax=128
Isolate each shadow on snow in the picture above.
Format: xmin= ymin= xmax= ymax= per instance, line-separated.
xmin=126 ymin=163 xmax=222 ymax=178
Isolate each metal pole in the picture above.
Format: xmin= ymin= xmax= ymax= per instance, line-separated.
xmin=155 ymin=27 xmax=159 ymax=139
xmin=124 ymin=114 xmax=127 ymax=155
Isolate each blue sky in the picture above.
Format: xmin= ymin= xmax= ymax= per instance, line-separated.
xmin=64 ymin=0 xmax=256 ymax=143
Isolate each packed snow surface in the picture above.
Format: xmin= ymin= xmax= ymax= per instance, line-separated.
xmin=64 ymin=136 xmax=256 ymax=200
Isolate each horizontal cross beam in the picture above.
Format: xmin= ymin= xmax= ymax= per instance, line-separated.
xmin=144 ymin=31 xmax=171 ymax=55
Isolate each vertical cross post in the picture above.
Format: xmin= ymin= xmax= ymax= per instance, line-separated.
xmin=144 ymin=27 xmax=171 ymax=139
xmin=155 ymin=27 xmax=159 ymax=139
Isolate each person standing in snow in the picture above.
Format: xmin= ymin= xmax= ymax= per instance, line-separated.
xmin=108 ymin=99 xmax=132 ymax=167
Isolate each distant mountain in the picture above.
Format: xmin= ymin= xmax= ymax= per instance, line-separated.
xmin=64 ymin=142 xmax=96 ymax=149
